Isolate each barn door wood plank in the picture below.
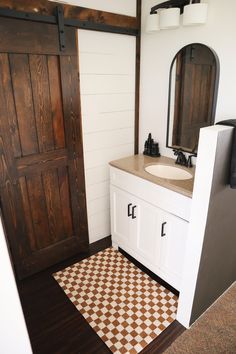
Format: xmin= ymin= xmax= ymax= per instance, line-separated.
xmin=19 ymin=177 xmax=37 ymax=252
xmin=0 ymin=18 xmax=77 ymax=55
xmin=9 ymin=53 xmax=39 ymax=156
xmin=58 ymin=166 xmax=73 ymax=238
xmin=42 ymin=170 xmax=65 ymax=243
xmin=16 ymin=149 xmax=68 ymax=177
xmin=47 ymin=55 xmax=66 ymax=149
xmin=20 ymin=236 xmax=86 ymax=277
xmin=26 ymin=175 xmax=51 ymax=249
xmin=29 ymin=54 xmax=55 ymax=153
xmin=0 ymin=54 xmax=21 ymax=158
xmin=0 ymin=55 xmax=30 ymax=267
xmin=60 ymin=54 xmax=89 ymax=248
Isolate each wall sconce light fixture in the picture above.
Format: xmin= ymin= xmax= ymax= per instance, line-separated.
xmin=183 ymin=2 xmax=208 ymax=26
xmin=146 ymin=13 xmax=160 ymax=32
xmin=146 ymin=0 xmax=208 ymax=33
xmin=160 ymin=8 xmax=180 ymax=29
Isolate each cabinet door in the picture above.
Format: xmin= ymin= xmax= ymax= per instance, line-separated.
xmin=110 ymin=186 xmax=133 ymax=248
xmin=134 ymin=196 xmax=161 ymax=267
xmin=111 ymin=186 xmax=160 ymax=264
xmin=159 ymin=211 xmax=188 ymax=289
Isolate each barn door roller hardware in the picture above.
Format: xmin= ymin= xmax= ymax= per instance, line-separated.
xmin=55 ymin=5 xmax=66 ymax=52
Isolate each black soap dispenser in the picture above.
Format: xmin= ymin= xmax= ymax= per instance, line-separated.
xmin=143 ymin=133 xmax=160 ymax=157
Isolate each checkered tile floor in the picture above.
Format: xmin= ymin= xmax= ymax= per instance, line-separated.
xmin=53 ymin=247 xmax=178 ymax=354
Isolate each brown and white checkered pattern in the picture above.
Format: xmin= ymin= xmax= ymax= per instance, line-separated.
xmin=53 ymin=248 xmax=178 ymax=354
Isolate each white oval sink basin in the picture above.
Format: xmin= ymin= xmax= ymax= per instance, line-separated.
xmin=145 ymin=164 xmax=192 ymax=180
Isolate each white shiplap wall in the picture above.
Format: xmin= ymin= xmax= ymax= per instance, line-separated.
xmin=78 ymin=30 xmax=136 ymax=243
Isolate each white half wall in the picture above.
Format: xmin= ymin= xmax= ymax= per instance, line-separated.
xmin=0 ymin=218 xmax=32 ymax=354
xmin=140 ymin=0 xmax=236 ymax=158
xmin=78 ymin=30 xmax=136 ymax=243
xmin=177 ymin=125 xmax=235 ymax=327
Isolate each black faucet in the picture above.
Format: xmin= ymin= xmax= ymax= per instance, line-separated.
xmin=173 ymin=149 xmax=197 ymax=167
xmin=186 ymin=153 xmax=197 ymax=168
xmin=173 ymin=149 xmax=188 ymax=166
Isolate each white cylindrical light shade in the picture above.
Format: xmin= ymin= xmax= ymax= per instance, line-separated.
xmin=183 ymin=3 xmax=208 ymax=26
xmin=146 ymin=13 xmax=160 ymax=33
xmin=160 ymin=8 xmax=180 ymax=29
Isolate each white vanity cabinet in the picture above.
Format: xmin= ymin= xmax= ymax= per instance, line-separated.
xmin=110 ymin=166 xmax=191 ymax=291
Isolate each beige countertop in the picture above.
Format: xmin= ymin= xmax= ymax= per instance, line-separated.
xmin=109 ymin=154 xmax=195 ymax=198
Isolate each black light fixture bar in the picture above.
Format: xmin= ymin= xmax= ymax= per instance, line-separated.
xmin=150 ymin=0 xmax=200 ymax=14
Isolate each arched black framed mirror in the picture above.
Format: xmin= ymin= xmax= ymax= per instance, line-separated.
xmin=166 ymin=43 xmax=219 ymax=153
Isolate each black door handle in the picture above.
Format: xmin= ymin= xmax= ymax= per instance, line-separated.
xmin=128 ymin=203 xmax=132 ymax=217
xmin=161 ymin=222 xmax=167 ymax=237
xmin=132 ymin=205 xmax=137 ymax=219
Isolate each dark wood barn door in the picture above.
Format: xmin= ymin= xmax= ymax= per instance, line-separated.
xmin=0 ymin=17 xmax=89 ymax=278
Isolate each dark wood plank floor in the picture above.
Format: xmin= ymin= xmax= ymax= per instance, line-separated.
xmin=17 ymin=237 xmax=185 ymax=354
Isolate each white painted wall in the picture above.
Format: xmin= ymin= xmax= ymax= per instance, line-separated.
xmin=140 ymin=0 xmax=236 ymax=158
xmin=52 ymin=0 xmax=137 ymax=16
xmin=0 ymin=218 xmax=32 ymax=354
xmin=78 ymin=30 xmax=136 ymax=243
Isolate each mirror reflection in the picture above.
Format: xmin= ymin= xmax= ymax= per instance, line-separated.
xmin=167 ymin=43 xmax=219 ymax=153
